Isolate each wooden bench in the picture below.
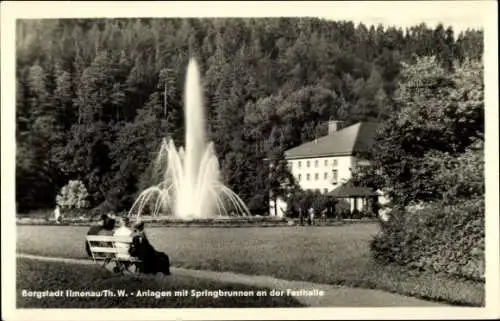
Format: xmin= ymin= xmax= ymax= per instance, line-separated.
xmin=86 ymin=235 xmax=141 ymax=274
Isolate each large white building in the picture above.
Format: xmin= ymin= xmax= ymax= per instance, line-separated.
xmin=269 ymin=120 xmax=387 ymax=217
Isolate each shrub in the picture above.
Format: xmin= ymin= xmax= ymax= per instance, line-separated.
xmin=247 ymin=193 xmax=268 ymax=214
xmin=351 ymin=209 xmax=363 ymax=219
xmin=371 ymin=197 xmax=484 ymax=281
xmin=56 ymin=180 xmax=90 ymax=211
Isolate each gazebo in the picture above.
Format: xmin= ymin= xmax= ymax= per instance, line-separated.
xmin=327 ymin=180 xmax=381 ymax=215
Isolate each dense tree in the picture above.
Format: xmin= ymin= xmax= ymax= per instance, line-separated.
xmin=352 ymin=57 xmax=484 ymax=206
xmin=15 ymin=18 xmax=483 ymax=213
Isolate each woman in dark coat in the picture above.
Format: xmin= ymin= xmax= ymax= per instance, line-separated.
xmin=128 ymin=221 xmax=171 ymax=275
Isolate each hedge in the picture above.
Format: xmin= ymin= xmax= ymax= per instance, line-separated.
xmin=371 ymin=197 xmax=484 ymax=281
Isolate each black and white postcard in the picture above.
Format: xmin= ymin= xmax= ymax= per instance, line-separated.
xmin=1 ymin=1 xmax=498 ymax=320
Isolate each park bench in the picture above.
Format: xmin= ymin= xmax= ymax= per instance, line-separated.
xmin=86 ymin=235 xmax=141 ymax=274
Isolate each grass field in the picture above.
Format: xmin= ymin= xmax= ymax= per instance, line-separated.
xmin=17 ymin=258 xmax=303 ymax=308
xmin=16 ymin=224 xmax=484 ymax=306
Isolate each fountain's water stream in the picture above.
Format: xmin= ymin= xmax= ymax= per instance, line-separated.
xmin=128 ymin=59 xmax=250 ymax=219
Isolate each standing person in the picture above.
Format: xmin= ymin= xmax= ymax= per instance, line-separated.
xmin=321 ymin=208 xmax=327 ymax=224
xmin=308 ymin=207 xmax=315 ymax=226
xmin=298 ymin=208 xmax=304 ymax=226
xmin=54 ymin=205 xmax=62 ymax=224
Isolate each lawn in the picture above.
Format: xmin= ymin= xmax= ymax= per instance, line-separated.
xmin=16 ymin=224 xmax=484 ymax=306
xmin=16 ymin=258 xmax=304 ymax=308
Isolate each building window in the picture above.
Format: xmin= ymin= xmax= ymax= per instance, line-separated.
xmin=333 ymin=159 xmax=338 ymax=167
xmin=314 ymin=173 xmax=319 ymax=180
xmin=324 ymin=159 xmax=328 ymax=166
xmin=324 ymin=172 xmax=328 ymax=179
xmin=306 ymin=173 xmax=310 ymax=181
xmin=298 ymin=161 xmax=302 ymax=168
xmin=314 ymin=160 xmax=318 ymax=167
xmin=298 ymin=174 xmax=302 ymax=181
xmin=332 ymin=169 xmax=338 ymax=184
xmin=306 ymin=160 xmax=310 ymax=168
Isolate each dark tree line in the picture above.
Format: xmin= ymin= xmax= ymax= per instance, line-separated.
xmin=15 ymin=18 xmax=483 ymax=213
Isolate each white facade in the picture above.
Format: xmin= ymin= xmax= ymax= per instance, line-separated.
xmin=287 ymin=155 xmax=354 ymax=194
xmin=267 ymin=121 xmax=387 ymax=216
xmin=267 ymin=155 xmax=388 ymax=216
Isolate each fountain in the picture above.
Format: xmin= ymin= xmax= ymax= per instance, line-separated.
xmin=128 ymin=59 xmax=251 ymax=220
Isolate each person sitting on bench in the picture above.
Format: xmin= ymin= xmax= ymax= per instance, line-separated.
xmin=85 ymin=214 xmax=116 ymax=258
xmin=129 ymin=221 xmax=171 ymax=275
xmin=113 ymin=216 xmax=133 ymax=260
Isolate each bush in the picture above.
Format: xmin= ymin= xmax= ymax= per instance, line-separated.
xmin=247 ymin=193 xmax=268 ymax=214
xmin=56 ymin=180 xmax=90 ymax=211
xmin=371 ymin=197 xmax=484 ymax=281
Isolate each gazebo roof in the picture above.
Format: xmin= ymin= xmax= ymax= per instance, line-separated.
xmin=328 ymin=181 xmax=380 ymax=198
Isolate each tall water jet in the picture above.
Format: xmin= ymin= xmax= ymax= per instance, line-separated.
xmin=128 ymin=58 xmax=251 ymax=220
xmin=178 ymin=59 xmax=207 ymax=218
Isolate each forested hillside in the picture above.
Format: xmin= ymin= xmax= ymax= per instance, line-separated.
xmin=15 ymin=18 xmax=483 ymax=213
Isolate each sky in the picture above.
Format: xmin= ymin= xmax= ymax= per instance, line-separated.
xmin=315 ymin=1 xmax=487 ymax=35
xmin=2 ymin=1 xmax=491 ymax=36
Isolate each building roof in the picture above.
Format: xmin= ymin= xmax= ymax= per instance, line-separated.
xmin=284 ymin=121 xmax=381 ymax=159
xmin=328 ymin=181 xmax=381 ymax=198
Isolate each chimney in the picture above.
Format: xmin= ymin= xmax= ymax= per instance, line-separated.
xmin=328 ymin=120 xmax=344 ymax=135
